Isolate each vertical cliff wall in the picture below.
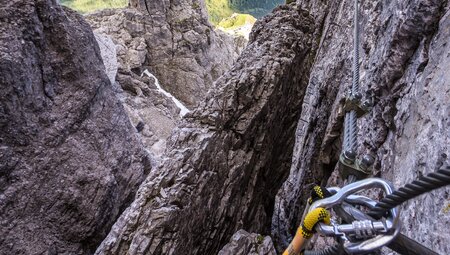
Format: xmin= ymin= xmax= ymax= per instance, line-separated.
xmin=273 ymin=0 xmax=449 ymax=253
xmin=95 ymin=5 xmax=317 ymax=255
xmin=0 ymin=1 xmax=150 ymax=254
xmin=93 ymin=0 xmax=243 ymax=108
xmin=86 ymin=0 xmax=246 ymax=157
xmin=1 ymin=0 xmax=448 ymax=254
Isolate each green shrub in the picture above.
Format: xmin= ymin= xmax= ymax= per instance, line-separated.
xmin=205 ymin=0 xmax=234 ymax=25
xmin=218 ymin=13 xmax=256 ymax=29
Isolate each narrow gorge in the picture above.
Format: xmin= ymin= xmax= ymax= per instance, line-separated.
xmin=0 ymin=0 xmax=449 ymax=255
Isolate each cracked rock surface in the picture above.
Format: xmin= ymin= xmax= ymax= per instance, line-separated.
xmin=86 ymin=0 xmax=245 ymax=157
xmin=273 ymin=0 xmax=449 ymax=254
xmin=218 ymin=230 xmax=276 ymax=255
xmin=1 ymin=0 xmax=449 ymax=254
xmin=87 ymin=0 xmax=246 ymax=108
xmin=0 ymin=1 xmax=150 ymax=254
xmin=95 ymin=5 xmax=317 ymax=255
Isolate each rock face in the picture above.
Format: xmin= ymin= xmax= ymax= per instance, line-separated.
xmin=115 ymin=69 xmax=181 ymax=157
xmin=87 ymin=0 xmax=245 ymax=108
xmin=218 ymin=230 xmax=276 ymax=255
xmin=1 ymin=0 xmax=448 ymax=255
xmin=86 ymin=0 xmax=246 ymax=157
xmin=273 ymin=0 xmax=449 ymax=254
xmin=93 ymin=26 xmax=181 ymax=158
xmin=86 ymin=9 xmax=149 ymax=73
xmin=95 ymin=5 xmax=317 ymax=255
xmin=93 ymin=23 xmax=182 ymax=158
xmin=94 ymin=33 xmax=118 ymax=85
xmin=0 ymin=1 xmax=150 ymax=254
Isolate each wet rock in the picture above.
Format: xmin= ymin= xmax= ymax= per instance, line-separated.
xmin=0 ymin=1 xmax=149 ymax=254
xmin=95 ymin=4 xmax=317 ymax=255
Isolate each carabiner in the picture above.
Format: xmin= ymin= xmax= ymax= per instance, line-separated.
xmin=308 ymin=178 xmax=401 ymax=254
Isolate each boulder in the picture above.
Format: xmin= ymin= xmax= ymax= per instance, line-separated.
xmin=0 ymin=1 xmax=150 ymax=254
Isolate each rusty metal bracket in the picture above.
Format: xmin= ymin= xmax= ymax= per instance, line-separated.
xmin=343 ymin=93 xmax=370 ymax=118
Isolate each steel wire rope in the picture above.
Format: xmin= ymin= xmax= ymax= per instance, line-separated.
xmin=368 ymin=166 xmax=450 ymax=219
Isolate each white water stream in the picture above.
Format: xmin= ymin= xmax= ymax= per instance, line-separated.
xmin=142 ymin=69 xmax=190 ymax=117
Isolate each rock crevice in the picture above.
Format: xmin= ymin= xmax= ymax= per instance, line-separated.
xmin=94 ymin=4 xmax=318 ymax=255
xmin=273 ymin=0 xmax=449 ymax=253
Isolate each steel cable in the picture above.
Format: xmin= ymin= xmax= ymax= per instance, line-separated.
xmin=343 ymin=0 xmax=360 ymax=160
xmin=368 ymin=166 xmax=450 ymax=219
xmin=352 ymin=0 xmax=360 ymax=96
xmin=307 ymin=0 xmax=361 ymax=253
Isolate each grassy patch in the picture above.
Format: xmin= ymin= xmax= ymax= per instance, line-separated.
xmin=218 ymin=13 xmax=256 ymax=30
xmin=205 ymin=0 xmax=234 ymax=25
xmin=60 ymin=0 xmax=127 ymax=14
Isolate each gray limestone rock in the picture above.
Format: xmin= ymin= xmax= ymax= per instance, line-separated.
xmin=87 ymin=11 xmax=181 ymax=158
xmin=0 ymin=1 xmax=150 ymax=254
xmin=218 ymin=230 xmax=276 ymax=255
xmin=94 ymin=33 xmax=118 ymax=85
xmin=95 ymin=5 xmax=317 ymax=255
xmin=273 ymin=0 xmax=450 ymax=254
xmin=115 ymin=69 xmax=180 ymax=158
xmin=87 ymin=9 xmax=148 ymax=73
xmin=87 ymin=0 xmax=246 ymax=109
xmin=85 ymin=0 xmax=245 ymax=157
xmin=1 ymin=0 xmax=449 ymax=254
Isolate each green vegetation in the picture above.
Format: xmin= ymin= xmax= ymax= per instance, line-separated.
xmin=60 ymin=0 xmax=127 ymax=13
xmin=205 ymin=0 xmax=235 ymax=25
xmin=229 ymin=0 xmax=284 ymax=18
xmin=216 ymin=13 xmax=255 ymax=38
xmin=256 ymin=234 xmax=264 ymax=244
xmin=218 ymin=13 xmax=256 ymax=30
xmin=206 ymin=0 xmax=283 ymax=25
xmin=60 ymin=0 xmax=283 ymax=25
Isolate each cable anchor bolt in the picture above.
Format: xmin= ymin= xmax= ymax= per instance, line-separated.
xmin=343 ymin=92 xmax=370 ymax=117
